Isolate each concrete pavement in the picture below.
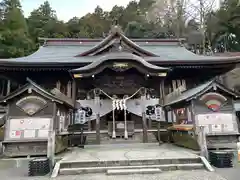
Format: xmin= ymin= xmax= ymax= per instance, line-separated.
xmin=215 ymin=167 xmax=240 ymax=180
xmin=0 ymin=168 xmax=228 ymax=180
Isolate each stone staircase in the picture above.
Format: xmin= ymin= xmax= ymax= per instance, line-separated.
xmin=85 ymin=131 xmax=158 ymax=145
xmin=55 ymin=143 xmax=206 ymax=176
xmin=58 ymin=156 xmax=204 ymax=175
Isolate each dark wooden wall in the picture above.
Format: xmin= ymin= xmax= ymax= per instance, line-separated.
xmin=8 ymin=91 xmax=54 ymax=118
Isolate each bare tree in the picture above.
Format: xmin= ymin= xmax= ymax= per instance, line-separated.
xmin=185 ymin=0 xmax=218 ymax=54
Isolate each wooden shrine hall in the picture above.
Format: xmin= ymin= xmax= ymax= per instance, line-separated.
xmin=0 ymin=25 xmax=240 ymax=156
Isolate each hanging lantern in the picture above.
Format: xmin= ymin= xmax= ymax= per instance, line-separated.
xmin=146 ymin=105 xmax=155 ymax=115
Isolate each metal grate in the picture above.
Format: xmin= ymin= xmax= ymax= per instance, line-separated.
xmin=28 ymin=158 xmax=50 ymax=176
xmin=209 ymin=151 xmax=233 ymax=168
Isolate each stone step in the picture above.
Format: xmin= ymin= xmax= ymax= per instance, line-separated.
xmin=60 ymin=157 xmax=202 ymax=168
xmin=106 ymin=168 xmax=162 ymax=175
xmin=59 ymin=163 xmax=204 ymax=175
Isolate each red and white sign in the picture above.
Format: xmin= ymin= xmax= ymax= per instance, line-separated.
xmin=10 ymin=130 xmax=21 ymax=138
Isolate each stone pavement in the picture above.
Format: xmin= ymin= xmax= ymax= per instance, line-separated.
xmin=61 ymin=143 xmax=199 ymax=162
xmin=0 ymin=169 xmax=228 ymax=180
xmin=0 ymin=143 xmax=237 ymax=180
xmin=215 ymin=166 xmax=240 ymax=180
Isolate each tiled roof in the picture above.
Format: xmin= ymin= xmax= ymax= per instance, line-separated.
xmin=164 ymin=79 xmax=240 ymax=107
xmin=71 ymin=52 xmax=169 ymax=72
xmin=0 ymin=44 xmax=239 ymax=64
xmin=164 ymin=80 xmax=214 ymax=107
xmin=1 ymin=26 xmax=240 ymax=66
xmin=0 ymin=78 xmax=74 ymax=108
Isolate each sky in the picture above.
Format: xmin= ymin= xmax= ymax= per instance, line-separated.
xmin=20 ymin=0 xmax=135 ymax=22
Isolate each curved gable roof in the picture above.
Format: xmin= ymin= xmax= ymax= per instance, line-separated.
xmin=70 ymin=52 xmax=169 ymax=76
xmin=76 ymin=26 xmax=158 ymax=57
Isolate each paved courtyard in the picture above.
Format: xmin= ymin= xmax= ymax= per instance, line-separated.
xmin=0 ymin=143 xmax=238 ymax=180
xmin=0 ymin=168 xmax=228 ymax=180
xmin=61 ymin=143 xmax=199 ymax=162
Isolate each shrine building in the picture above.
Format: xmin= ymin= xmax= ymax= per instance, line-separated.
xmin=0 ymin=26 xmax=240 ymax=157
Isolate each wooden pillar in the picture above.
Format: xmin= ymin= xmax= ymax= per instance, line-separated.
xmin=47 ymin=102 xmax=57 ymax=171
xmin=56 ymin=81 xmax=61 ymax=90
xmin=141 ymin=88 xmax=148 ymax=143
xmin=95 ymin=113 xmax=100 ymax=144
xmin=160 ymin=80 xmax=165 ymax=105
xmin=124 ymin=104 xmax=128 ymax=139
xmin=190 ymin=100 xmax=207 ymax=158
xmin=6 ymin=80 xmax=11 ymax=95
xmin=72 ymin=80 xmax=76 ymax=101
xmin=67 ymin=81 xmax=72 ymax=98
xmin=71 ymin=80 xmax=76 ymax=125
xmin=88 ymin=121 xmax=91 ymax=131
xmin=112 ymin=104 xmax=116 ymax=138
xmin=148 ymin=118 xmax=152 ymax=129
xmin=198 ymin=126 xmax=208 ymax=159
xmin=190 ymin=100 xmax=196 ymax=125
xmin=94 ymin=90 xmax=100 ymax=144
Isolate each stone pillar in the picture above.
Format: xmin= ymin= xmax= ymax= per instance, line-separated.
xmin=141 ymin=88 xmax=148 ymax=143
xmin=94 ymin=89 xmax=101 ymax=144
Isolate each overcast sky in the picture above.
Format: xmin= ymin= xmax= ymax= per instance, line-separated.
xmin=20 ymin=0 xmax=136 ymax=22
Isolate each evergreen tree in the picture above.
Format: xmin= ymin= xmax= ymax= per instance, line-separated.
xmin=0 ymin=0 xmax=35 ymax=58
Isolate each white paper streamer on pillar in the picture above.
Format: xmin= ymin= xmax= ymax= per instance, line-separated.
xmin=123 ymin=99 xmax=127 ymax=110
xmin=116 ymin=100 xmax=120 ymax=110
xmin=119 ymin=100 xmax=123 ymax=110
xmin=112 ymin=100 xmax=116 ymax=109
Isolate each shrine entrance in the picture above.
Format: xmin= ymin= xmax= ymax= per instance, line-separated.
xmin=107 ymin=110 xmax=134 ymax=139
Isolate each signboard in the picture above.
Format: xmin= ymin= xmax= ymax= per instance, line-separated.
xmin=196 ymin=113 xmax=237 ymax=134
xmin=155 ymin=107 xmax=163 ymax=122
xmin=8 ymin=118 xmax=51 ymax=139
xmin=75 ymin=110 xmax=86 ymax=124
xmin=117 ymin=122 xmax=124 ymax=129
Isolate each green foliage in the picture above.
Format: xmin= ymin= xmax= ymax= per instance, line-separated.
xmin=206 ymin=0 xmax=240 ymax=52
xmin=0 ymin=0 xmax=35 ymax=58
xmin=1 ymin=0 xmax=240 ymax=59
